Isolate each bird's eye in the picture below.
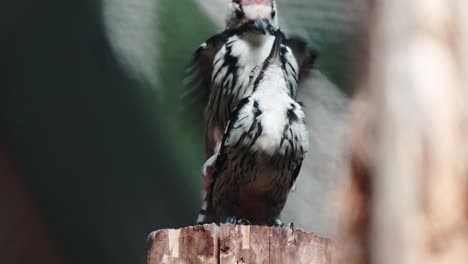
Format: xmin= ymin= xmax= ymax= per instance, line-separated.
xmin=271 ymin=11 xmax=276 ymax=18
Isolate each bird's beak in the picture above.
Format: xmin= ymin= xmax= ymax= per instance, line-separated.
xmin=252 ymin=19 xmax=269 ymax=35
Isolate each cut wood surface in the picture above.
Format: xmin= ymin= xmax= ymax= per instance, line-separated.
xmin=146 ymin=224 xmax=335 ymax=264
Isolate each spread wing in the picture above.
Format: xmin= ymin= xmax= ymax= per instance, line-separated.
xmin=182 ymin=30 xmax=233 ymax=116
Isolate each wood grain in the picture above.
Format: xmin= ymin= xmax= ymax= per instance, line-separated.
xmin=147 ymin=224 xmax=335 ymax=264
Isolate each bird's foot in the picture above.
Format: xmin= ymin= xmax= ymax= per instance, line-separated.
xmin=275 ymin=222 xmax=294 ymax=231
xmin=224 ymin=216 xmax=237 ymax=224
xmin=286 ymin=222 xmax=295 ymax=230
xmin=236 ymin=219 xmax=251 ymax=225
xmin=272 ymin=218 xmax=283 ymax=227
xmin=224 ymin=217 xmax=251 ymax=225
xmin=270 ymin=218 xmax=294 ymax=230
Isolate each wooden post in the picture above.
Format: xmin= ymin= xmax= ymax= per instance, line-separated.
xmin=146 ymin=224 xmax=335 ymax=264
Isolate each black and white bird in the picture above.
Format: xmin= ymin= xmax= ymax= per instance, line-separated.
xmin=186 ymin=0 xmax=316 ymax=159
xmin=185 ymin=0 xmax=317 ymax=224
xmin=198 ymin=30 xmax=309 ymax=226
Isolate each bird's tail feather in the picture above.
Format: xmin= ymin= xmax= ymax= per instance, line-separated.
xmin=197 ymin=154 xmax=219 ymax=224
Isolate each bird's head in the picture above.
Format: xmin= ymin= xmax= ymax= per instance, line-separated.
xmin=226 ymin=0 xmax=278 ymax=34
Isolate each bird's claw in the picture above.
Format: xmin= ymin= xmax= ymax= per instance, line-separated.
xmin=272 ymin=218 xmax=283 ymax=227
xmin=236 ymin=219 xmax=251 ymax=225
xmin=224 ymin=217 xmax=252 ymax=225
xmin=277 ymin=222 xmax=294 ymax=231
xmin=225 ymin=216 xmax=237 ymax=224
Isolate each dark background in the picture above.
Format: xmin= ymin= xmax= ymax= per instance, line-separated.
xmin=1 ymin=0 xmax=201 ymax=263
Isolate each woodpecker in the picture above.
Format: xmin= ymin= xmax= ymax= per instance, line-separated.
xmin=186 ymin=0 xmax=317 ymax=224
xmin=199 ymin=30 xmax=309 ymax=226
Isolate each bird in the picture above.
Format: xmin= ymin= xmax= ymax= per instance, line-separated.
xmin=185 ymin=0 xmax=317 ymax=224
xmin=198 ymin=29 xmax=310 ymax=226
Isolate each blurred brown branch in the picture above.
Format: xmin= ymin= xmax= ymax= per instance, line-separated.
xmin=341 ymin=0 xmax=468 ymax=263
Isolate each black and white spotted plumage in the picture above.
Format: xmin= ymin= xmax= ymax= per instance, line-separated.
xmin=187 ymin=0 xmax=317 ymax=224
xmin=202 ymin=30 xmax=309 ymax=225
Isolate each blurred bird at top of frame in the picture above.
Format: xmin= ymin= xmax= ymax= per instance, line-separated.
xmin=183 ymin=0 xmax=317 ymax=224
xmin=199 ymin=30 xmax=309 ymax=226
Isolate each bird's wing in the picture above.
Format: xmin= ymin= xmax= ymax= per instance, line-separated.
xmin=182 ymin=30 xmax=233 ymax=114
xmin=211 ymin=97 xmax=251 ymax=178
xmin=290 ymin=161 xmax=303 ymax=191
xmin=284 ymin=35 xmax=319 ymax=84
xmin=197 ymin=95 xmax=243 ymax=223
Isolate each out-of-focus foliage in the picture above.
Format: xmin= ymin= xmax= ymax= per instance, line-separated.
xmin=104 ymin=0 xmax=159 ymax=89
xmin=108 ymin=0 xmax=224 ymax=208
xmin=157 ymin=0 xmax=215 ymax=176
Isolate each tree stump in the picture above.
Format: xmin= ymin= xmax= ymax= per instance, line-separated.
xmin=146 ymin=224 xmax=335 ymax=264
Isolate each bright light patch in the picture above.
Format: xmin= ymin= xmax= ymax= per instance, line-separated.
xmin=234 ymin=0 xmax=272 ymax=6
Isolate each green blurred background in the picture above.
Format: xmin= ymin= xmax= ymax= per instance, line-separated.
xmin=0 ymin=0 xmax=360 ymax=263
